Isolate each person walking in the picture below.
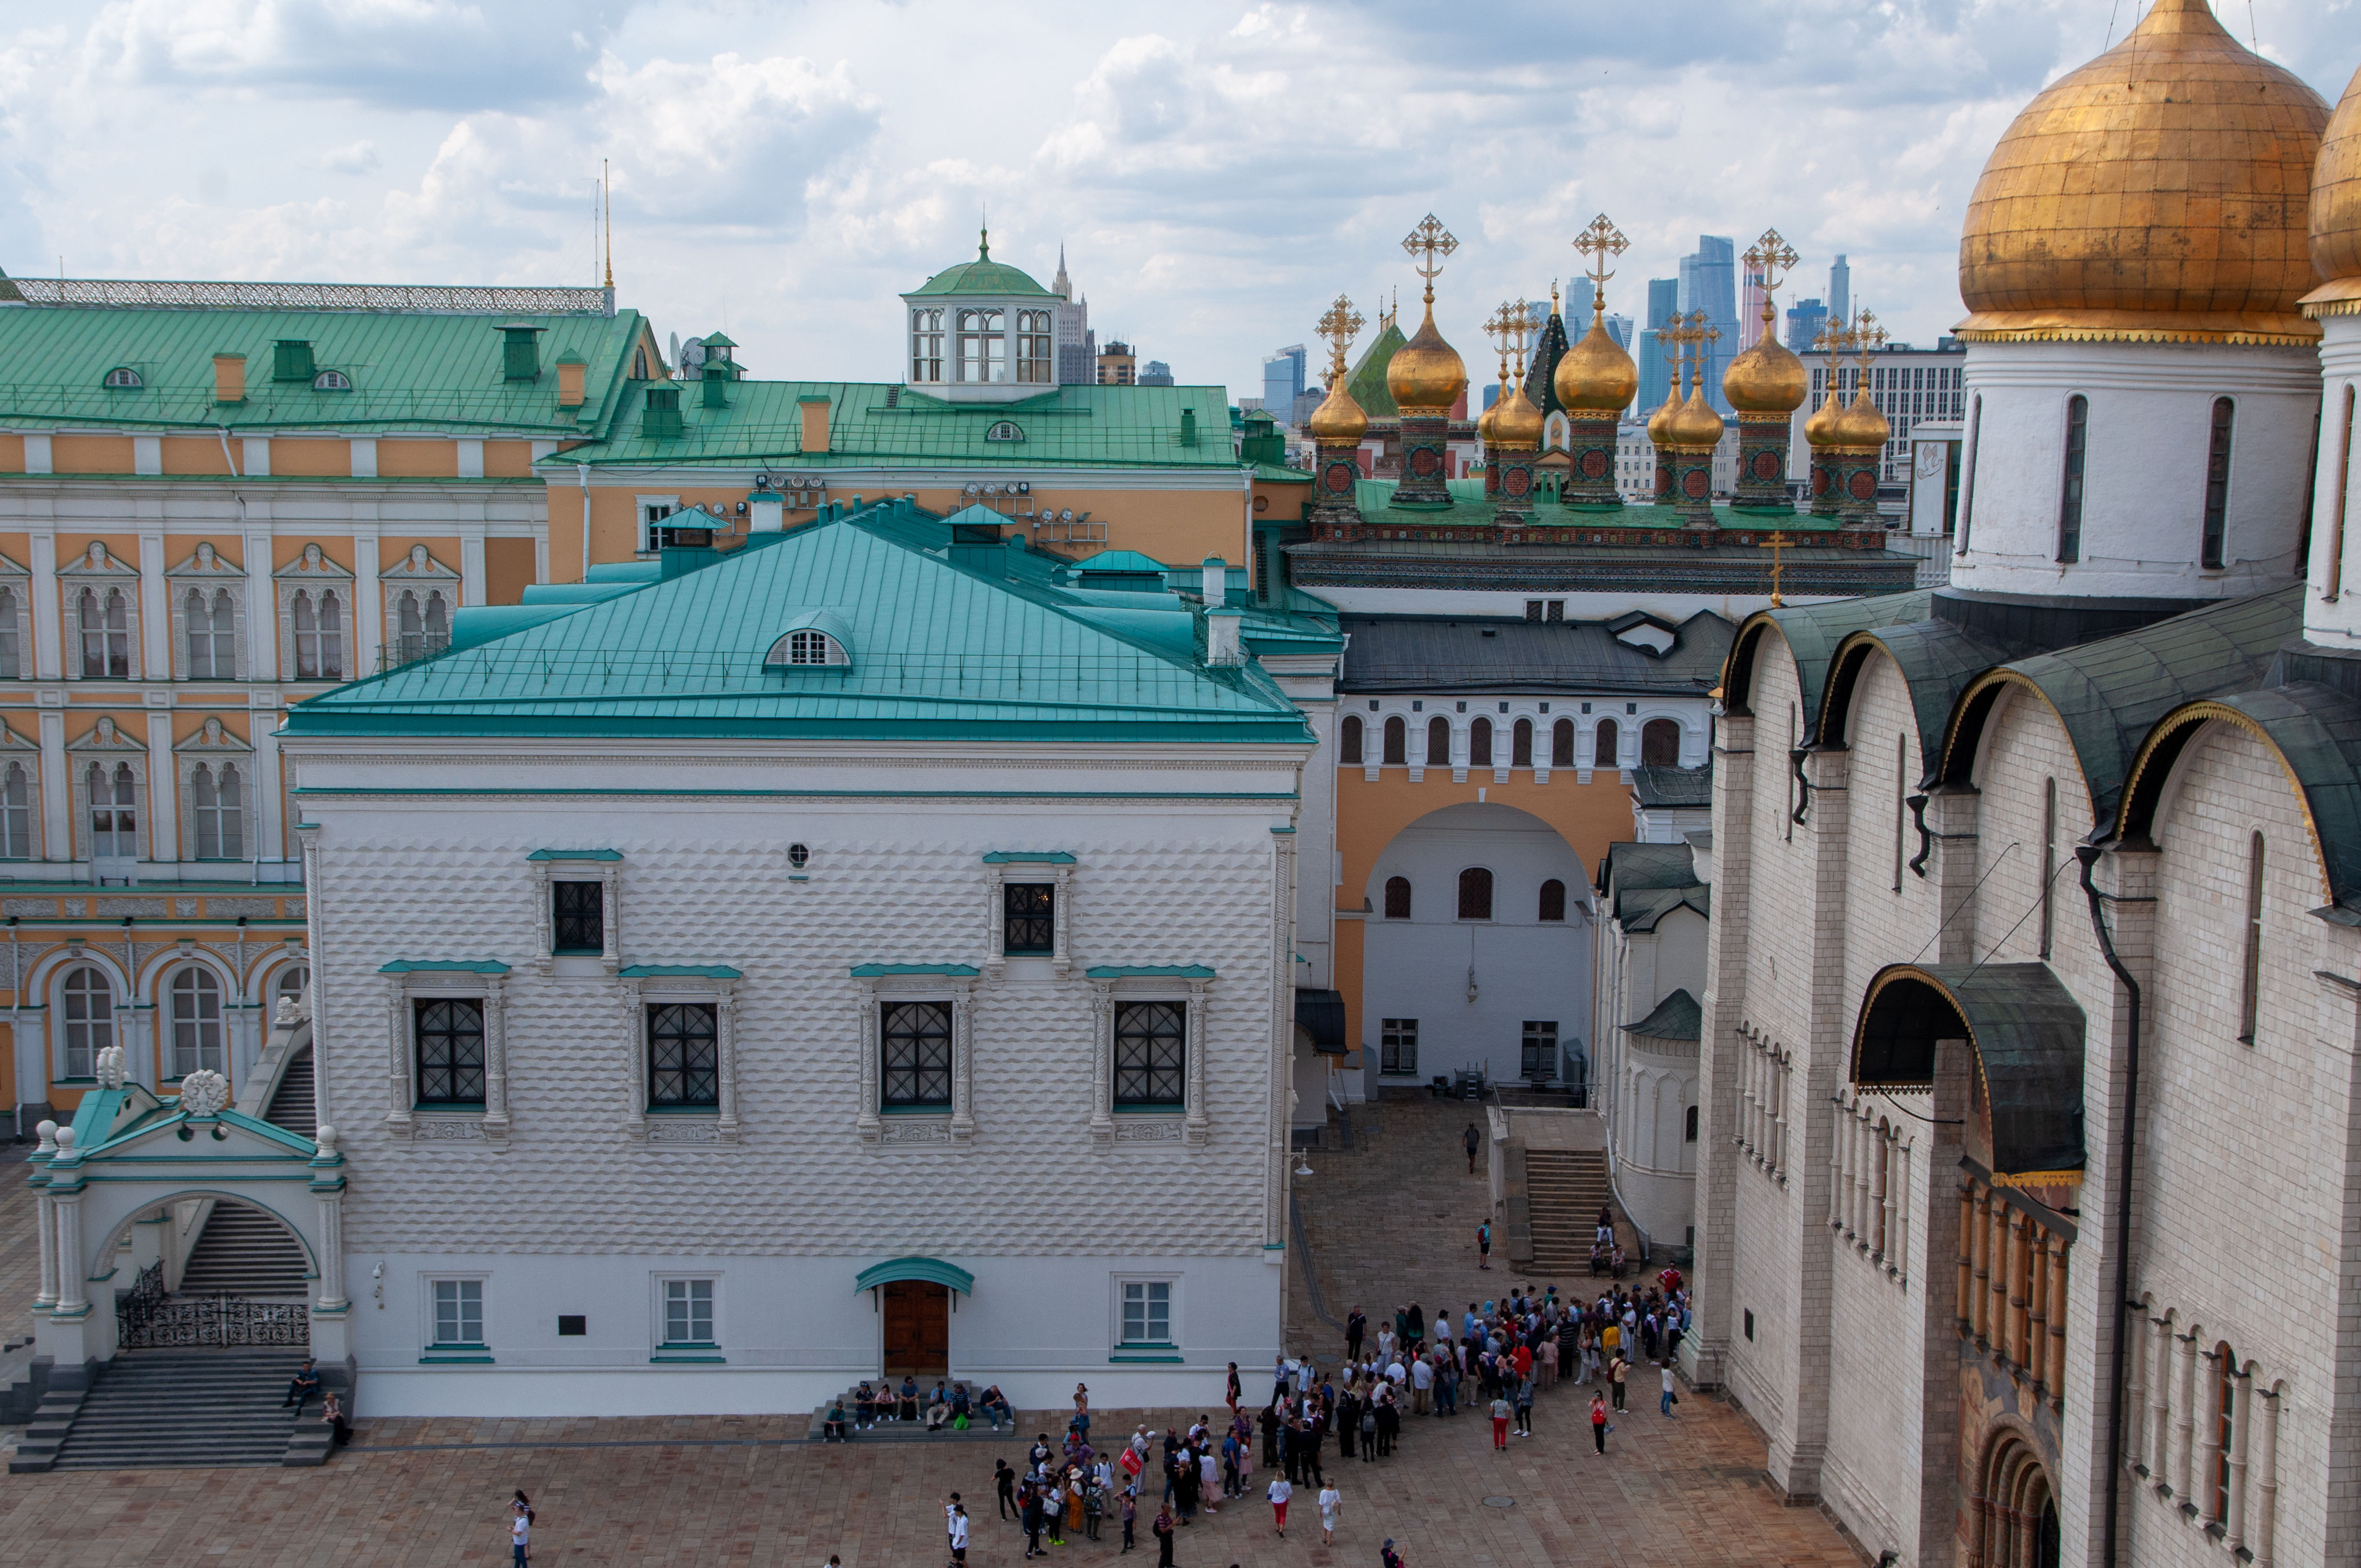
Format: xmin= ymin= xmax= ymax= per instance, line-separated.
xmin=948 ymin=1502 xmax=970 ymax=1568
xmin=1476 ymin=1220 xmax=1493 ymax=1271
xmin=1610 ymin=1354 xmax=1628 ymax=1411
xmin=1345 ymin=1305 xmax=1366 ymax=1362
xmin=1121 ymin=1489 xmax=1138 ymax=1554
xmin=1514 ymin=1376 xmax=1535 ymax=1436
xmin=1153 ymin=1505 xmax=1177 ymax=1568
xmin=997 ymin=1460 xmax=1018 ymax=1520
xmin=1023 ymin=1482 xmax=1046 ymax=1559
xmin=1591 ymin=1391 xmax=1610 ymax=1455
xmin=1661 ymin=1363 xmax=1679 ymax=1418
xmin=508 ymin=1496 xmax=533 ymax=1567
xmin=1464 ymin=1121 xmax=1482 ymax=1174
xmin=1489 ymin=1391 xmax=1511 ymax=1451
xmin=1383 ymin=1540 xmax=1405 ymax=1568
xmin=1318 ymin=1480 xmax=1341 ymax=1545
xmin=1267 ymin=1474 xmax=1293 ymax=1538
xmin=1225 ymin=1362 xmax=1241 ymax=1416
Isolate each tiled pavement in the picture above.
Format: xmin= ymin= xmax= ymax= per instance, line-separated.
xmin=0 ymin=1108 xmax=1864 ymax=1567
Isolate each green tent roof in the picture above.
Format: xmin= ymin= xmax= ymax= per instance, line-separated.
xmin=906 ymin=241 xmax=1056 ymax=299
xmin=548 ymin=380 xmax=1239 ymax=470
xmin=282 ymin=501 xmax=1314 ymax=745
xmin=1344 ymin=319 xmax=1409 ymax=421
xmin=0 ymin=303 xmax=650 ymax=438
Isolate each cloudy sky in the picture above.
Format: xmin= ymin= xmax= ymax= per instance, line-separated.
xmin=1 ymin=0 xmax=2353 ymax=398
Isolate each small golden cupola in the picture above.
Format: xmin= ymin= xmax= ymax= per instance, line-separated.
xmin=1723 ymin=230 xmax=1809 ymax=512
xmin=1557 ymin=214 xmax=1642 ymax=510
xmin=1384 ymin=214 xmax=1468 ymax=506
xmin=1306 ymin=294 xmax=1372 ymax=536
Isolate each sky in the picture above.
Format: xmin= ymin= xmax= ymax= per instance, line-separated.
xmin=0 ymin=0 xmax=2355 ymax=401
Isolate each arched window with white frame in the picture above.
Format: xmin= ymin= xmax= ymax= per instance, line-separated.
xmin=0 ymin=585 xmax=20 ymax=679
xmin=275 ymin=962 xmax=310 ymax=1012
xmin=1017 ymin=310 xmax=1054 ymax=383
xmin=185 ymin=587 xmax=237 ymax=679
xmin=910 ymin=308 xmax=944 ymax=382
xmin=394 ymin=589 xmax=451 ymax=664
xmin=292 ymin=590 xmax=345 ymax=680
xmin=0 ymin=761 xmax=31 ymax=859
xmin=60 ymin=965 xmax=113 ymax=1080
xmin=87 ymin=761 xmax=136 ymax=859
xmin=79 ymin=587 xmax=130 ymax=678
xmin=956 ymin=308 xmax=1006 ymax=384
xmin=169 ymin=966 xmax=225 ymax=1078
xmin=191 ymin=762 xmax=244 ymax=860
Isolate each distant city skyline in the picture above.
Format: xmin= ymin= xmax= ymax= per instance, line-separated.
xmin=0 ymin=1 xmax=2347 ymax=401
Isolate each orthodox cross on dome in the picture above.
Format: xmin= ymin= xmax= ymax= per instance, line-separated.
xmin=1814 ymin=314 xmax=1859 ymax=398
xmin=1571 ymin=214 xmax=1629 ymax=317
xmin=1485 ymin=300 xmax=1524 ymax=392
xmin=1682 ymin=310 xmax=1720 ymax=392
xmin=1765 ymin=530 xmax=1791 ymax=608
xmin=1316 ymin=294 xmax=1365 ymax=381
xmin=1744 ymin=228 xmax=1799 ymax=327
xmin=1511 ymin=297 xmax=1533 ymax=388
xmin=1400 ymin=214 xmax=1458 ymax=306
xmin=1850 ymin=308 xmax=1889 ymax=373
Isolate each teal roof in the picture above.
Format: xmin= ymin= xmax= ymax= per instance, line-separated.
xmin=550 ymin=381 xmax=1239 ymax=470
xmin=906 ymin=242 xmax=1056 ymax=299
xmin=0 ymin=304 xmax=651 ymax=439
xmin=283 ymin=501 xmax=1315 ymax=746
xmin=1071 ymin=550 xmax=1174 ymax=574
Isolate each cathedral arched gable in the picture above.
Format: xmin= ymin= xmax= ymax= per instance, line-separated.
xmin=2118 ymin=698 xmax=2347 ymax=911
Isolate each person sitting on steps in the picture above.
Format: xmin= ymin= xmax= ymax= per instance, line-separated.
xmin=280 ymin=1356 xmax=321 ymax=1411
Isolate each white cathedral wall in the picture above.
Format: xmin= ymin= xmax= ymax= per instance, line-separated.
xmin=2302 ymin=314 xmax=2361 ymax=646
xmin=296 ymin=746 xmax=1300 ymax=1416
xmin=1949 ymin=339 xmax=2319 ymax=602
xmin=2129 ymin=721 xmax=2353 ymax=1568
xmin=1821 ymin=653 xmax=1949 ymax=1554
xmin=1607 ymin=903 xmax=1705 ymax=1245
xmin=1718 ymin=638 xmax=1817 ymax=1449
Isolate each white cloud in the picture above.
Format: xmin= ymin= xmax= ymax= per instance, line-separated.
xmin=591 ymin=51 xmax=882 ymax=228
xmin=321 ymin=139 xmax=379 ymax=174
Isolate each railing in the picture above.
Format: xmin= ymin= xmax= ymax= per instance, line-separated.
xmin=116 ymin=1264 xmax=308 ymax=1348
xmin=376 ymin=635 xmax=454 ymax=674
xmin=8 ymin=277 xmax=613 ymax=316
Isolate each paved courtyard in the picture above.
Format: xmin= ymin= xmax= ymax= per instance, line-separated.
xmin=0 ymin=1103 xmax=1864 ymax=1567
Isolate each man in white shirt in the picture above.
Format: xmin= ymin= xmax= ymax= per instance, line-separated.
xmin=1410 ymin=1355 xmax=1435 ymax=1414
xmin=948 ymin=1503 xmax=970 ymax=1565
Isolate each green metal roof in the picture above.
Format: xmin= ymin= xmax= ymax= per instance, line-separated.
xmin=1621 ymin=987 xmax=1702 ymax=1042
xmin=1345 ymin=319 xmax=1409 ymax=421
xmin=853 ymin=1256 xmax=977 ymax=1294
xmin=282 ymin=501 xmax=1315 ymax=745
xmin=905 ymin=241 xmax=1056 ymax=299
xmin=0 ymin=304 xmax=650 ymax=438
xmin=550 ymin=380 xmax=1240 ymax=470
xmin=1853 ymin=962 xmax=2086 ymax=1181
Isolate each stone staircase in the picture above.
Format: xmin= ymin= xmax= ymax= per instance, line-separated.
xmin=264 ymin=1046 xmax=315 ymax=1138
xmin=179 ymin=1205 xmax=309 ymax=1298
xmin=13 ymin=1350 xmax=330 ymax=1471
xmin=803 ymin=1385 xmax=1036 ymax=1443
xmin=1524 ymin=1148 xmax=1640 ymax=1276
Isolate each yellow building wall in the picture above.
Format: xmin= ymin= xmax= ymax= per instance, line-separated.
xmin=161 ymin=436 xmax=235 ymax=475
xmin=274 ymin=536 xmax=356 ymax=571
xmin=54 ymin=532 xmax=145 ymax=571
xmin=49 ymin=436 xmax=135 ymax=474
xmin=485 ymin=441 xmax=536 ymax=478
xmin=485 ymin=539 xmax=537 ymax=605
xmin=165 ymin=533 xmax=244 ymax=570
xmin=1332 ymin=767 xmax=1638 ymax=1066
xmin=270 ymin=438 xmax=351 ymax=478
xmin=0 ymin=435 xmax=21 ymax=472
xmin=376 ymin=438 xmax=458 ymax=478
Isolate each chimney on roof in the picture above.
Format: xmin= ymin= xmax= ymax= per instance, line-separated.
xmin=1202 ymin=555 xmax=1227 ymax=605
xmin=798 ymin=394 xmax=831 ymax=454
xmin=212 ymin=354 xmax=246 ymax=405
xmin=555 ymin=353 xmax=587 ymax=409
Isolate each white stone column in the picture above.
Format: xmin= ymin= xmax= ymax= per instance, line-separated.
xmin=37 ymin=708 xmax=68 ymax=864
xmin=1185 ymin=974 xmax=1213 ymax=1147
xmin=137 ymin=532 xmax=168 ymax=681
xmin=2224 ymin=1365 xmax=2251 ymax=1551
xmin=52 ymin=1180 xmax=85 ymax=1315
xmin=856 ymin=979 xmax=881 ymax=1144
xmin=2174 ymin=1329 xmax=2199 ymax=1500
xmin=28 ymin=530 xmax=60 ymax=681
xmin=244 ymin=532 xmax=278 ymax=682
xmin=313 ymin=1185 xmax=346 ymax=1310
xmin=619 ymin=978 xmax=647 ymax=1141
xmin=384 ymin=979 xmax=412 ymax=1137
xmin=32 ymin=1124 xmax=57 ymax=1308
xmin=949 ymin=982 xmax=974 ymax=1147
xmin=143 ymin=711 xmax=177 ymax=866
xmin=2253 ymin=1386 xmax=2280 ymax=1568
xmin=481 ymin=976 xmax=509 ymax=1145
xmin=2125 ymin=1297 xmax=2148 ymax=1472
xmin=298 ymin=823 xmax=329 ymax=1134
xmin=248 ymin=706 xmax=284 ymax=867
xmin=2151 ymin=1313 xmax=2176 ymax=1480
xmin=352 ymin=534 xmax=383 ymax=672
xmin=715 ymin=981 xmax=740 ymax=1144
xmin=1089 ymin=983 xmax=1115 ymax=1149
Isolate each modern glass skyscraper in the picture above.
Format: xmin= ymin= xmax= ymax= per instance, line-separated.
xmin=1634 ymin=277 xmax=1682 ymax=416
xmin=1263 ymin=345 xmax=1306 ymax=424
xmin=1787 ymin=297 xmax=1831 ymax=355
xmin=1677 ymin=235 xmax=1737 ymax=414
xmin=1828 ymin=254 xmax=1850 ymax=325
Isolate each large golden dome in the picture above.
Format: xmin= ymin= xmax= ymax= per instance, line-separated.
xmin=1646 ymin=378 xmax=1682 ymax=449
xmin=1385 ymin=304 xmax=1468 ymax=417
xmin=1958 ymin=0 xmax=2330 ymax=344
xmin=2304 ymin=61 xmax=2361 ymax=314
xmin=1722 ymin=330 xmax=1809 ymax=413
xmin=1554 ymin=314 xmax=1640 ymax=414
xmin=1803 ymin=387 xmax=1845 ymax=449
xmin=1493 ymin=380 xmax=1544 ymax=451
xmin=1307 ymin=380 xmax=1370 ymax=444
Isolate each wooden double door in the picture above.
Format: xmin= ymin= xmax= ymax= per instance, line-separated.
xmin=881 ymin=1280 xmax=950 ymax=1377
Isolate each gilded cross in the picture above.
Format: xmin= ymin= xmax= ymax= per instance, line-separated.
xmin=1686 ymin=311 xmax=1721 ymax=394
xmin=1572 ymin=214 xmax=1628 ymax=315
xmin=1316 ymin=294 xmax=1365 ymax=382
xmin=1766 ymin=530 xmax=1791 ymax=607
xmin=1744 ymin=228 xmax=1799 ymax=328
xmin=1815 ymin=315 xmax=1858 ymax=402
xmin=1851 ymin=308 xmax=1889 ymax=373
xmin=1485 ymin=300 xmax=1523 ymax=394
xmin=1400 ymin=214 xmax=1459 ymax=304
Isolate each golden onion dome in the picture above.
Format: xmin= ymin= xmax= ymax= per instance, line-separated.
xmin=1668 ymin=385 xmax=1726 ymax=453
xmin=1803 ymin=388 xmax=1845 ymax=449
xmin=1553 ymin=314 xmax=1640 ymax=414
xmin=1494 ymin=380 xmax=1545 ymax=451
xmin=2306 ymin=60 xmax=2361 ymax=313
xmin=1646 ymin=379 xmax=1682 ymax=449
xmin=1306 ymin=380 xmax=1370 ymax=445
xmin=1385 ymin=303 xmax=1469 ymax=416
xmin=1722 ymin=332 xmax=1809 ymax=414
xmin=1959 ymin=0 xmax=2330 ymax=343
xmin=1834 ymin=388 xmax=1891 ymax=451
xmin=1475 ymin=391 xmax=1502 ymax=443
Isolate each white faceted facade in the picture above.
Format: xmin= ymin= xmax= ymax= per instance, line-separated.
xmin=1950 ymin=339 xmax=2320 ymax=601
xmin=291 ymin=738 xmax=1304 ymax=1416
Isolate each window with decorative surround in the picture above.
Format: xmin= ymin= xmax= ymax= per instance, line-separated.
xmin=1087 ymin=970 xmax=1212 ymax=1148
xmin=383 ymin=962 xmax=510 ymax=1145
xmin=855 ymin=967 xmax=974 ymax=1147
xmin=982 ymin=852 xmax=1071 ymax=977
xmin=168 ymin=543 xmax=248 ymax=681
xmin=529 ymin=850 xmax=620 ymax=972
xmin=2122 ymin=1298 xmax=2282 ymax=1563
xmin=621 ymin=968 xmax=741 ymax=1145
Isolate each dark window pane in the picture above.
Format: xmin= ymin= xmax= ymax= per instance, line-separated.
xmin=647 ymin=1002 xmax=719 ymax=1107
xmin=1470 ymin=718 xmax=1493 ymax=766
xmin=2202 ymin=396 xmax=2233 ymax=570
xmin=415 ymin=998 xmax=486 ymax=1104
xmin=1520 ymin=1019 xmax=1556 ymax=1078
xmin=1511 ymin=720 xmax=1532 ymax=768
xmin=1539 ymin=879 xmax=1566 ymax=921
xmin=1383 ymin=716 xmax=1406 ymax=765
xmin=1458 ymin=867 xmax=1493 ymax=921
xmin=882 ymin=1001 xmax=953 ymax=1108
xmin=1641 ymin=719 xmax=1680 ymax=767
xmin=1114 ymin=1000 xmax=1186 ymax=1106
xmin=553 ymin=880 xmax=603 ymax=952
xmin=1384 ymin=876 xmax=1411 ymax=919
xmin=1340 ymin=715 xmax=1363 ymax=765
xmin=1594 ymin=719 xmax=1618 ymax=768
xmin=1003 ymin=883 xmax=1055 ymax=955
xmin=1552 ymin=718 xmax=1575 ymax=768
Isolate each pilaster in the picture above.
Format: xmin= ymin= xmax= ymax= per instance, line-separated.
xmin=1692 ymin=709 xmax=1755 ymax=1390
